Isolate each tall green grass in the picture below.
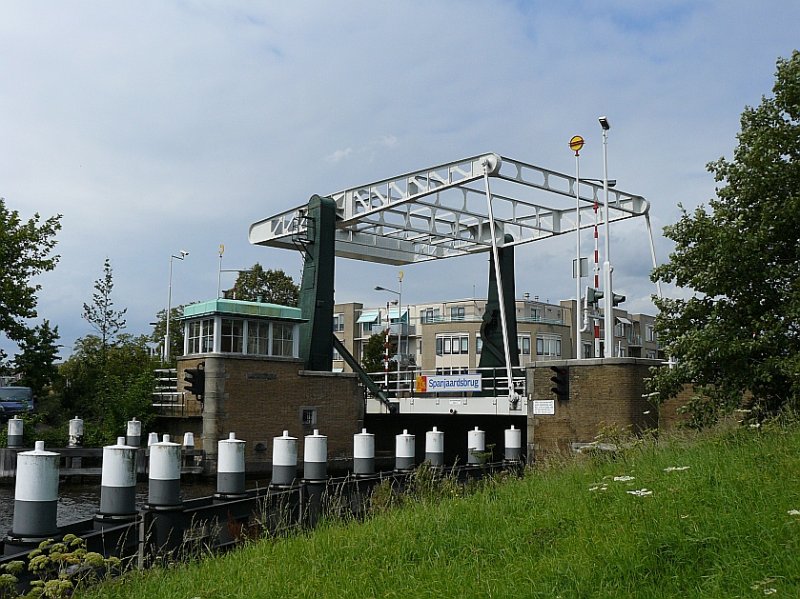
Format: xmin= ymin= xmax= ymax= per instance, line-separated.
xmin=85 ymin=422 xmax=800 ymax=598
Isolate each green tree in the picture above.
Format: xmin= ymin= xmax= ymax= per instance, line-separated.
xmin=82 ymin=258 xmax=127 ymax=351
xmin=362 ymin=332 xmax=395 ymax=374
xmin=0 ymin=198 xmax=62 ymax=343
xmin=57 ymin=334 xmax=156 ymax=445
xmin=650 ymin=51 xmax=800 ymax=425
xmin=151 ymin=305 xmax=185 ymax=363
xmin=13 ymin=319 xmax=61 ymax=398
xmin=227 ymin=263 xmax=299 ymax=305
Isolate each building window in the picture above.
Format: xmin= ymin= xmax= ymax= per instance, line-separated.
xmin=614 ymin=322 xmax=625 ymax=338
xmin=421 ymin=308 xmax=441 ymax=324
xmin=272 ymin=322 xmax=295 ymax=357
xmin=476 ymin=336 xmax=483 ymax=354
xmin=646 ymin=325 xmax=656 ymax=342
xmin=186 ymin=318 xmax=215 ymax=354
xmin=450 ymin=306 xmax=465 ymax=321
xmin=436 ymin=334 xmax=469 ymax=357
xmin=301 ymin=407 xmax=317 ymax=426
xmin=187 ymin=320 xmax=202 ymax=354
xmin=247 ymin=320 xmax=269 ymax=355
xmin=582 ymin=342 xmax=593 ymax=359
xmin=221 ymin=318 xmax=244 ymax=353
xmin=333 ymin=313 xmax=345 ymax=332
xmin=536 ymin=334 xmax=562 ymax=357
xmin=517 ymin=335 xmax=531 ymax=355
xmin=531 ymin=307 xmax=541 ymax=321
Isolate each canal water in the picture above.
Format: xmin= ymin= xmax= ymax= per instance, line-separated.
xmin=0 ymin=478 xmax=269 ymax=535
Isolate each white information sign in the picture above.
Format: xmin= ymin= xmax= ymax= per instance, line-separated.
xmin=532 ymin=400 xmax=555 ymax=415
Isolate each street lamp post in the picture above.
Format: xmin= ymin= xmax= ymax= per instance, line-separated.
xmin=164 ymin=250 xmax=189 ymax=363
xmin=599 ymin=116 xmax=613 ymax=357
xmin=375 ymin=273 xmax=403 ymax=397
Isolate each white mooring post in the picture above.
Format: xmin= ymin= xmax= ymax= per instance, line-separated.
xmin=271 ymin=430 xmax=297 ymax=488
xmin=98 ymin=437 xmax=137 ymax=519
xmin=504 ymin=424 xmax=522 ymax=463
xmin=303 ymin=429 xmax=328 ymax=482
xmin=395 ymin=429 xmax=415 ymax=472
xmin=68 ymin=416 xmax=84 ymax=448
xmin=11 ymin=441 xmax=60 ymax=539
xmin=467 ymin=426 xmax=486 ymax=465
xmin=217 ymin=433 xmax=246 ymax=497
xmin=425 ymin=426 xmax=444 ymax=467
xmin=7 ymin=416 xmax=24 ymax=449
xmin=353 ymin=428 xmax=375 ymax=476
xmin=148 ymin=434 xmax=182 ymax=507
xmin=126 ymin=418 xmax=142 ymax=447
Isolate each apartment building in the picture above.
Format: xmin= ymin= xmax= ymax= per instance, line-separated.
xmin=333 ymin=296 xmax=661 ymax=376
xmin=333 ymin=296 xmax=575 ymax=376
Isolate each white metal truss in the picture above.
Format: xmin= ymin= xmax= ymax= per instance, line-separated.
xmin=248 ymin=153 xmax=649 ymax=265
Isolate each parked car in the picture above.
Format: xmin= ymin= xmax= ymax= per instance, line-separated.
xmin=0 ymin=386 xmax=34 ymax=419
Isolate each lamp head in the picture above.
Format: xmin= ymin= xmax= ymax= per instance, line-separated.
xmin=598 ymin=116 xmax=610 ymax=131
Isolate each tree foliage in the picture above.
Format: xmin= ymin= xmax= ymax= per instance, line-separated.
xmin=651 ymin=51 xmax=800 ymax=424
xmin=227 ymin=263 xmax=299 ymax=305
xmin=362 ymin=332 xmax=395 ymax=374
xmin=0 ymin=198 xmax=62 ymax=342
xmin=151 ymin=305 xmax=185 ymax=363
xmin=56 ymin=334 xmax=156 ymax=445
xmin=13 ymin=319 xmax=61 ymax=398
xmin=82 ymin=258 xmax=127 ymax=350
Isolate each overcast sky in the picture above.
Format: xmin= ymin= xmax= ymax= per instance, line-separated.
xmin=1 ymin=1 xmax=798 ymax=358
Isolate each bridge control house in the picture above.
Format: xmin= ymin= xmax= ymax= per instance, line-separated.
xmin=175 ymin=299 xmax=363 ymax=474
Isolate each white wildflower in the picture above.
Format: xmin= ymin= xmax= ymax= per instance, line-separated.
xmin=750 ymin=422 xmax=761 ymax=429
xmin=764 ymin=588 xmax=777 ymax=595
xmin=589 ymin=484 xmax=608 ymax=492
xmin=663 ymin=466 xmax=691 ymax=472
xmin=613 ymin=475 xmax=635 ymax=482
xmin=787 ymin=509 xmax=800 ymax=516
xmin=626 ymin=488 xmax=653 ymax=497
xmin=643 ymin=410 xmax=651 ymax=415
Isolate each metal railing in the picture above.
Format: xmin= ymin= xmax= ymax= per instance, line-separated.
xmin=362 ymin=366 xmax=527 ymax=401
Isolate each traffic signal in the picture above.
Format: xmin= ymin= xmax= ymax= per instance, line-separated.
xmin=612 ymin=292 xmax=626 ymax=306
xmin=549 ymin=366 xmax=569 ymax=400
xmin=184 ymin=363 xmax=205 ymax=402
xmin=586 ymin=287 xmax=604 ymax=306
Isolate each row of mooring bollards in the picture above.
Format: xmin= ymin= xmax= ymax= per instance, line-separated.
xmin=6 ymin=416 xmax=523 ymax=465
xmin=4 ymin=422 xmax=523 ymax=555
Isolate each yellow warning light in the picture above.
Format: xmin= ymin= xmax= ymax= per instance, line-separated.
xmin=569 ymin=135 xmax=585 ymax=154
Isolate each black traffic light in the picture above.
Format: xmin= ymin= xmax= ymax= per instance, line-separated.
xmin=586 ymin=287 xmax=604 ymax=306
xmin=184 ymin=363 xmax=205 ymax=402
xmin=549 ymin=366 xmax=569 ymax=400
xmin=612 ymin=292 xmax=626 ymax=306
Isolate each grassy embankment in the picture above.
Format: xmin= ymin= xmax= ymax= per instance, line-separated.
xmin=85 ymin=422 xmax=800 ymax=598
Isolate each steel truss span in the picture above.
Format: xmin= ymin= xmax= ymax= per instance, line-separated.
xmin=248 ymin=153 xmax=649 ymax=265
